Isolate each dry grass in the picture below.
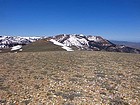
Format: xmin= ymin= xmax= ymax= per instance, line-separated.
xmin=0 ymin=51 xmax=140 ymax=105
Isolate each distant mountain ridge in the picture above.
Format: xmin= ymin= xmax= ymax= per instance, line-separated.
xmin=111 ymin=40 xmax=140 ymax=49
xmin=0 ymin=36 xmax=41 ymax=48
xmin=0 ymin=34 xmax=140 ymax=54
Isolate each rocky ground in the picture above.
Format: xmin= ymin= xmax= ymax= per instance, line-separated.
xmin=0 ymin=51 xmax=140 ymax=105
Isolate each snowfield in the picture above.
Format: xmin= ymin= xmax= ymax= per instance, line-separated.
xmin=11 ymin=45 xmax=22 ymax=51
xmin=50 ymin=39 xmax=74 ymax=51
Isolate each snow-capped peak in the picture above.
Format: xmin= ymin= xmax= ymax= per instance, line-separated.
xmin=63 ymin=35 xmax=89 ymax=47
xmin=49 ymin=34 xmax=116 ymax=51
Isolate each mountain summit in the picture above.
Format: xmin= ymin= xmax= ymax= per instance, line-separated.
xmin=0 ymin=34 xmax=140 ymax=54
xmin=48 ymin=34 xmax=140 ymax=53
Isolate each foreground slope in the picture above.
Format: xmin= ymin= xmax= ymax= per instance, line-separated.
xmin=0 ymin=51 xmax=140 ymax=104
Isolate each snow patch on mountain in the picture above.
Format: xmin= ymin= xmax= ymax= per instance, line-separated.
xmin=50 ymin=39 xmax=74 ymax=51
xmin=11 ymin=45 xmax=22 ymax=51
xmin=88 ymin=36 xmax=98 ymax=41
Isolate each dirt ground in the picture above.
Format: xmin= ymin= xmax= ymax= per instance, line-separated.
xmin=0 ymin=51 xmax=140 ymax=105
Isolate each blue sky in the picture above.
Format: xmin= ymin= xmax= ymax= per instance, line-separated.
xmin=0 ymin=0 xmax=140 ymax=42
